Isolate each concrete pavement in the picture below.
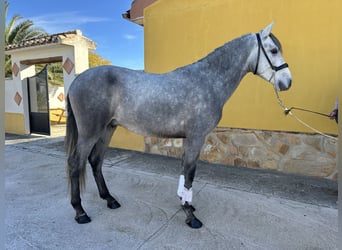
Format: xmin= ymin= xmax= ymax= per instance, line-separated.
xmin=5 ymin=132 xmax=338 ymax=249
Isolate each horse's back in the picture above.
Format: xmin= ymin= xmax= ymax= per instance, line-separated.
xmin=68 ymin=65 xmax=137 ymax=109
xmin=69 ymin=65 xmax=134 ymax=94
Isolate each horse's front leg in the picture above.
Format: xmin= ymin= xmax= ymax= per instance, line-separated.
xmin=178 ymin=136 xmax=205 ymax=229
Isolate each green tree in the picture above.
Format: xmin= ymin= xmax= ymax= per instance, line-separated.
xmin=89 ymin=51 xmax=111 ymax=67
xmin=36 ymin=62 xmax=64 ymax=86
xmin=5 ymin=1 xmax=47 ymax=77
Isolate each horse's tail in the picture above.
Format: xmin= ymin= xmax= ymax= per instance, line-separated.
xmin=65 ymin=94 xmax=86 ymax=191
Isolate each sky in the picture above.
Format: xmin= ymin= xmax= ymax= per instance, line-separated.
xmin=6 ymin=0 xmax=145 ymax=70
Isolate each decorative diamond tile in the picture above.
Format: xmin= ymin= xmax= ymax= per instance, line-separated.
xmin=12 ymin=63 xmax=19 ymax=77
xmin=14 ymin=92 xmax=22 ymax=106
xmin=63 ymin=57 xmax=74 ymax=74
xmin=57 ymin=92 xmax=64 ymax=102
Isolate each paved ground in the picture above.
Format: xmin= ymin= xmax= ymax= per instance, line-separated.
xmin=5 ymin=130 xmax=338 ymax=250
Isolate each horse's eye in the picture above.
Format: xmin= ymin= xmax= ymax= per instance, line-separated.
xmin=271 ymin=48 xmax=278 ymax=54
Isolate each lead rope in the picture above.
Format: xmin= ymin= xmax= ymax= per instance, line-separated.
xmin=273 ymin=86 xmax=338 ymax=141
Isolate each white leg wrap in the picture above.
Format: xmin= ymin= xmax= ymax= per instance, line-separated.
xmin=177 ymin=175 xmax=193 ymax=205
xmin=177 ymin=175 xmax=185 ymax=197
xmin=181 ymin=187 xmax=193 ymax=205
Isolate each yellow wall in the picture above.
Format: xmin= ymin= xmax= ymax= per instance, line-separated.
xmin=109 ymin=126 xmax=145 ymax=151
xmin=144 ymin=0 xmax=341 ymax=135
xmin=5 ymin=113 xmax=25 ymax=134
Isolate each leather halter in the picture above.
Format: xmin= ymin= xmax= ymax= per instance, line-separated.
xmin=253 ymin=33 xmax=289 ymax=75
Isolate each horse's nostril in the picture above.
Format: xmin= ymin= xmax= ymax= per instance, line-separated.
xmin=279 ymin=79 xmax=291 ymax=91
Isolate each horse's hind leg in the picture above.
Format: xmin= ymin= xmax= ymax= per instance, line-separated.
xmin=88 ymin=122 xmax=121 ymax=209
xmin=68 ymin=141 xmax=94 ymax=224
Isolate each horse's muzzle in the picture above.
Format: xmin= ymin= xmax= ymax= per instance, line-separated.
xmin=278 ymin=78 xmax=292 ymax=91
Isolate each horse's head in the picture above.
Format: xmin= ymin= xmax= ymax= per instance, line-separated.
xmin=253 ymin=23 xmax=292 ymax=91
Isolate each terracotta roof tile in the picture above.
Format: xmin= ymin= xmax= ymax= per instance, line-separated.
xmin=5 ymin=30 xmax=82 ymax=51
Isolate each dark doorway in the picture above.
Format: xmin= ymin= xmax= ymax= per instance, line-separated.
xmin=27 ymin=65 xmax=50 ymax=135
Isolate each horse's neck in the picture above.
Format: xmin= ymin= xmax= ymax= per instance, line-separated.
xmin=189 ymin=34 xmax=255 ymax=105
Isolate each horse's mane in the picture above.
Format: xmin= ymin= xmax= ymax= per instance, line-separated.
xmin=174 ymin=32 xmax=282 ymax=75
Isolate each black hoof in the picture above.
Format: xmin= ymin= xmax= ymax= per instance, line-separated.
xmin=182 ymin=202 xmax=202 ymax=229
xmin=186 ymin=216 xmax=203 ymax=229
xmin=107 ymin=199 xmax=121 ymax=209
xmin=75 ymin=213 xmax=91 ymax=224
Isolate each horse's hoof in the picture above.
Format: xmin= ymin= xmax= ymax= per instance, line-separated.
xmin=185 ymin=216 xmax=203 ymax=229
xmin=107 ymin=200 xmax=121 ymax=209
xmin=75 ymin=213 xmax=91 ymax=224
xmin=181 ymin=202 xmax=202 ymax=228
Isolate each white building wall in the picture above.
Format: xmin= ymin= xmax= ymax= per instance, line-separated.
xmin=5 ymin=32 xmax=94 ymax=135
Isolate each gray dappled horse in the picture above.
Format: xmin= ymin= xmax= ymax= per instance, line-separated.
xmin=66 ymin=23 xmax=292 ymax=229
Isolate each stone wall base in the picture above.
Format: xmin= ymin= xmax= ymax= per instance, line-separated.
xmin=144 ymin=128 xmax=338 ymax=180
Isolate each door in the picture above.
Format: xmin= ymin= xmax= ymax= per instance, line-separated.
xmin=27 ymin=65 xmax=51 ymax=135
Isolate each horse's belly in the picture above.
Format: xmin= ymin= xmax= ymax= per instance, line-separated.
xmin=119 ymin=118 xmax=186 ymax=138
xmin=114 ymin=100 xmax=189 ymax=138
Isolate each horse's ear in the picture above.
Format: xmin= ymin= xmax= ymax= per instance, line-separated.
xmin=260 ymin=22 xmax=274 ymax=39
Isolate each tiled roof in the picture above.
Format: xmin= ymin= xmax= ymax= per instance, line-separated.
xmin=122 ymin=0 xmax=157 ymax=26
xmin=5 ymin=30 xmax=84 ymax=51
